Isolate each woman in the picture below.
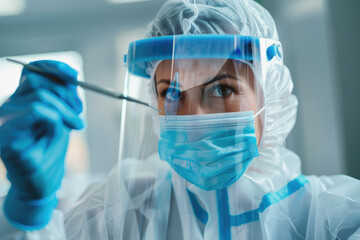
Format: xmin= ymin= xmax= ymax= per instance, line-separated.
xmin=1 ymin=0 xmax=359 ymax=239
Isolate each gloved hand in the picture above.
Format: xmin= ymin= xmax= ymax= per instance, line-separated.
xmin=0 ymin=60 xmax=84 ymax=230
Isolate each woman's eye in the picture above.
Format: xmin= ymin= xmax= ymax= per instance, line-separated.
xmin=209 ymin=84 xmax=233 ymax=97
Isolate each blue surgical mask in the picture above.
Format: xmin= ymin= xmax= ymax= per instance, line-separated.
xmin=158 ymin=111 xmax=259 ymax=191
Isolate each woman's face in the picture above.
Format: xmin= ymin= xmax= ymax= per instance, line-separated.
xmin=155 ymin=59 xmax=263 ymax=144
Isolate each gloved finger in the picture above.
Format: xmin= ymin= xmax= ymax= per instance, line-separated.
xmin=0 ymin=132 xmax=36 ymax=162
xmin=5 ymin=135 xmax=67 ymax=200
xmin=7 ymin=132 xmax=66 ymax=181
xmin=0 ymin=127 xmax=33 ymax=158
xmin=31 ymin=60 xmax=77 ymax=80
xmin=30 ymin=60 xmax=79 ymax=100
xmin=14 ymin=71 xmax=83 ymax=114
xmin=0 ymin=102 xmax=63 ymax=161
xmin=1 ymin=127 xmax=68 ymax=200
xmin=13 ymin=90 xmax=84 ymax=130
xmin=18 ymin=60 xmax=79 ymax=94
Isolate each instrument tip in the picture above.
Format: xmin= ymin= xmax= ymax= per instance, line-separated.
xmin=6 ymin=58 xmax=27 ymax=66
xmin=150 ymin=106 xmax=162 ymax=113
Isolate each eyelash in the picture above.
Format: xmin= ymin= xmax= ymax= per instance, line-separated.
xmin=208 ymin=84 xmax=237 ymax=96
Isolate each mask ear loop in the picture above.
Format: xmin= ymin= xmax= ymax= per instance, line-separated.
xmin=254 ymin=105 xmax=266 ymax=118
xmin=253 ymin=99 xmax=283 ymax=119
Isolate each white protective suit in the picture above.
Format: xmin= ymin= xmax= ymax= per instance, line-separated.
xmin=1 ymin=0 xmax=360 ymax=239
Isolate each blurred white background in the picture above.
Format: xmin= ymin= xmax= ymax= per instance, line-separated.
xmin=0 ymin=0 xmax=359 ymax=211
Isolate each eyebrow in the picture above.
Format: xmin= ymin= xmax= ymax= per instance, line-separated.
xmin=155 ymin=74 xmax=239 ymax=97
xmin=157 ymin=74 xmax=237 ymax=86
xmin=202 ymin=74 xmax=238 ymax=86
xmin=157 ymin=79 xmax=171 ymax=85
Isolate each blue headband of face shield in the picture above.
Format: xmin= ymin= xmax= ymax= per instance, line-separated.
xmin=125 ymin=34 xmax=283 ymax=79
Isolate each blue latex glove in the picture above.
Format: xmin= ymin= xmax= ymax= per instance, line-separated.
xmin=0 ymin=60 xmax=84 ymax=230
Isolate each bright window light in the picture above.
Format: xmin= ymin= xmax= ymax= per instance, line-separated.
xmin=106 ymin=0 xmax=149 ymax=4
xmin=287 ymin=0 xmax=325 ymax=18
xmin=0 ymin=0 xmax=26 ymax=16
xmin=0 ymin=51 xmax=84 ymax=104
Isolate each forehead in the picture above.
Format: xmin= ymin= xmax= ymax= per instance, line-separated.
xmin=155 ymin=59 xmax=248 ymax=89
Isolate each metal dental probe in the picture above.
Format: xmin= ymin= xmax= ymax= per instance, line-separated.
xmin=6 ymin=58 xmax=161 ymax=112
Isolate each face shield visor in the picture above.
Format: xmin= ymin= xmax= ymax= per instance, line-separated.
xmin=119 ymin=35 xmax=283 ymax=192
xmin=114 ymin=35 xmax=283 ymax=237
xmin=121 ymin=34 xmax=282 ymax=157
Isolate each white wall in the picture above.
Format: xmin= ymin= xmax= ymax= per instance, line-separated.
xmin=265 ymin=0 xmax=350 ymax=176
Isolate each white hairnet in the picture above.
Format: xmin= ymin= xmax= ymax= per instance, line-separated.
xmin=146 ymin=0 xmax=278 ymax=39
xmin=145 ymin=0 xmax=301 ymax=182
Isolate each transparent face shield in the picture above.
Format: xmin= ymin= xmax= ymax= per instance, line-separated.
xmin=114 ymin=35 xmax=283 ymax=237
xmin=121 ymin=35 xmax=282 ymax=160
